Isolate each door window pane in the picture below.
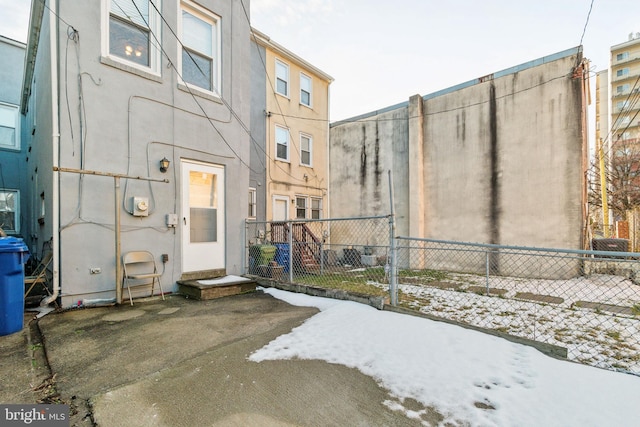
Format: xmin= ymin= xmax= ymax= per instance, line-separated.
xmin=189 ymin=171 xmax=217 ymax=242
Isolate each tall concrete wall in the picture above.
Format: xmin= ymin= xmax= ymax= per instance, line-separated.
xmin=330 ymin=48 xmax=588 ymax=253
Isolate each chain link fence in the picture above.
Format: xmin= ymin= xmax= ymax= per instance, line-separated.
xmin=394 ymin=237 xmax=640 ymax=375
xmin=245 ymin=218 xmax=640 ymax=375
xmin=245 ymin=216 xmax=391 ymax=296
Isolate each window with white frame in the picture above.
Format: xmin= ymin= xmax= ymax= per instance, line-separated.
xmin=248 ymin=187 xmax=257 ymax=219
xmin=617 ymin=100 xmax=630 ymax=111
xmin=0 ymin=190 xmax=19 ymax=234
xmin=107 ymin=0 xmax=161 ymax=72
xmin=0 ymin=103 xmax=19 ymax=150
xmin=275 ymin=125 xmax=289 ymax=161
xmin=275 ymin=59 xmax=289 ymax=97
xmin=617 ymin=52 xmax=629 ymax=61
xmin=295 ymin=196 xmax=307 ymax=219
xmin=300 ymin=73 xmax=312 ymax=107
xmin=617 ymin=84 xmax=630 ymax=94
xmin=180 ymin=1 xmax=220 ymax=93
xmin=300 ymin=133 xmax=312 ymax=166
xmin=311 ymin=197 xmax=322 ymax=219
xmin=617 ymin=68 xmax=629 ymax=78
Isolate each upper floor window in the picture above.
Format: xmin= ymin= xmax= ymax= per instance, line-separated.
xmin=180 ymin=1 xmax=220 ymax=93
xmin=0 ymin=103 xmax=19 ymax=150
xmin=300 ymin=73 xmax=312 ymax=107
xmin=248 ymin=187 xmax=257 ymax=219
xmin=0 ymin=189 xmax=19 ymax=234
xmin=617 ymin=84 xmax=630 ymax=94
xmin=300 ymin=133 xmax=312 ymax=166
xmin=617 ymin=52 xmax=629 ymax=61
xmin=275 ymin=125 xmax=290 ymax=161
xmin=275 ymin=59 xmax=289 ymax=97
xmin=617 ymin=68 xmax=629 ymax=78
xmin=617 ymin=100 xmax=630 ymax=111
xmin=107 ymin=0 xmax=161 ymax=73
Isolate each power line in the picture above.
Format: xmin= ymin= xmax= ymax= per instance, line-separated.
xmin=145 ymin=0 xmax=313 ymax=183
xmin=578 ymin=0 xmax=595 ymax=48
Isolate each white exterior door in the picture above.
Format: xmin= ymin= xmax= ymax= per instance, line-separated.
xmin=272 ymin=196 xmax=289 ymax=221
xmin=181 ymin=160 xmax=225 ymax=273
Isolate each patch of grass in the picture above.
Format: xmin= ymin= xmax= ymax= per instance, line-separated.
xmin=398 ymin=269 xmax=449 ymax=281
xmin=631 ymin=303 xmax=640 ymax=316
xmin=399 ymin=294 xmax=431 ymax=308
xmin=295 ymin=274 xmax=387 ymax=297
xmin=498 ymin=311 xmax=517 ymax=317
xmin=606 ymin=330 xmax=622 ymax=341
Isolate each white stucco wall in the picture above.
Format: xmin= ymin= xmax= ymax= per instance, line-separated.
xmin=25 ymin=0 xmax=251 ymax=306
xmin=330 ymin=48 xmax=587 ymax=254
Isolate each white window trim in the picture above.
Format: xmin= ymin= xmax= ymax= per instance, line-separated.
xmin=275 ymin=125 xmax=290 ymax=162
xmin=617 ymin=68 xmax=629 ymax=77
xmin=300 ymin=72 xmax=312 ymax=108
xmin=275 ymin=59 xmax=290 ymax=98
xmin=101 ymin=0 xmax=162 ymax=76
xmin=299 ymin=132 xmax=313 ymax=167
xmin=0 ymin=102 xmax=20 ymax=151
xmin=310 ymin=197 xmax=322 ymax=220
xmin=295 ymin=195 xmax=307 ymax=219
xmin=0 ymin=189 xmax=20 ymax=234
xmin=177 ymin=0 xmax=222 ymax=97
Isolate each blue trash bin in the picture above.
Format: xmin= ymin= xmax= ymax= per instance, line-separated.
xmin=0 ymin=237 xmax=30 ymax=336
xmin=274 ymin=243 xmax=290 ymax=273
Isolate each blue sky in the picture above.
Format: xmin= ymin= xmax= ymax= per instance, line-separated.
xmin=2 ymin=0 xmax=640 ymax=122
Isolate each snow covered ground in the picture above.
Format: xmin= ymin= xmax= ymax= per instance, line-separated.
xmin=390 ymin=272 xmax=640 ymax=374
xmin=250 ymin=287 xmax=640 ymax=427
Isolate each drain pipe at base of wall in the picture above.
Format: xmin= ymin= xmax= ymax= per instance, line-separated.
xmin=41 ymin=0 xmax=60 ymax=307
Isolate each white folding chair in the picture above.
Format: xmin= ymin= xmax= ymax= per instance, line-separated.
xmin=122 ymin=251 xmax=164 ymax=306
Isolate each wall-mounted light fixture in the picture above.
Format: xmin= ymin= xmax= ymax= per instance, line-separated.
xmin=160 ymin=157 xmax=170 ymax=173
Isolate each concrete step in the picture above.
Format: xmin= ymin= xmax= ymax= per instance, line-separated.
xmin=177 ymin=275 xmax=257 ymax=301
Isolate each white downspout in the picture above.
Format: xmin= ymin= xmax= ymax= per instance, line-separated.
xmin=42 ymin=0 xmax=60 ymax=307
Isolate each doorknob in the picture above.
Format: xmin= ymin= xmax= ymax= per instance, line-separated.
xmin=183 ymin=217 xmax=187 ymax=225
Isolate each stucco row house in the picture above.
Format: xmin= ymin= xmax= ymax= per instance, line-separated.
xmin=9 ymin=0 xmax=332 ymax=308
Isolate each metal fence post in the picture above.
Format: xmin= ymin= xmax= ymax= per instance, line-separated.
xmin=388 ymin=171 xmax=398 ymax=306
xmin=288 ymin=220 xmax=293 ymax=283
xmin=485 ymin=250 xmax=490 ymax=294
